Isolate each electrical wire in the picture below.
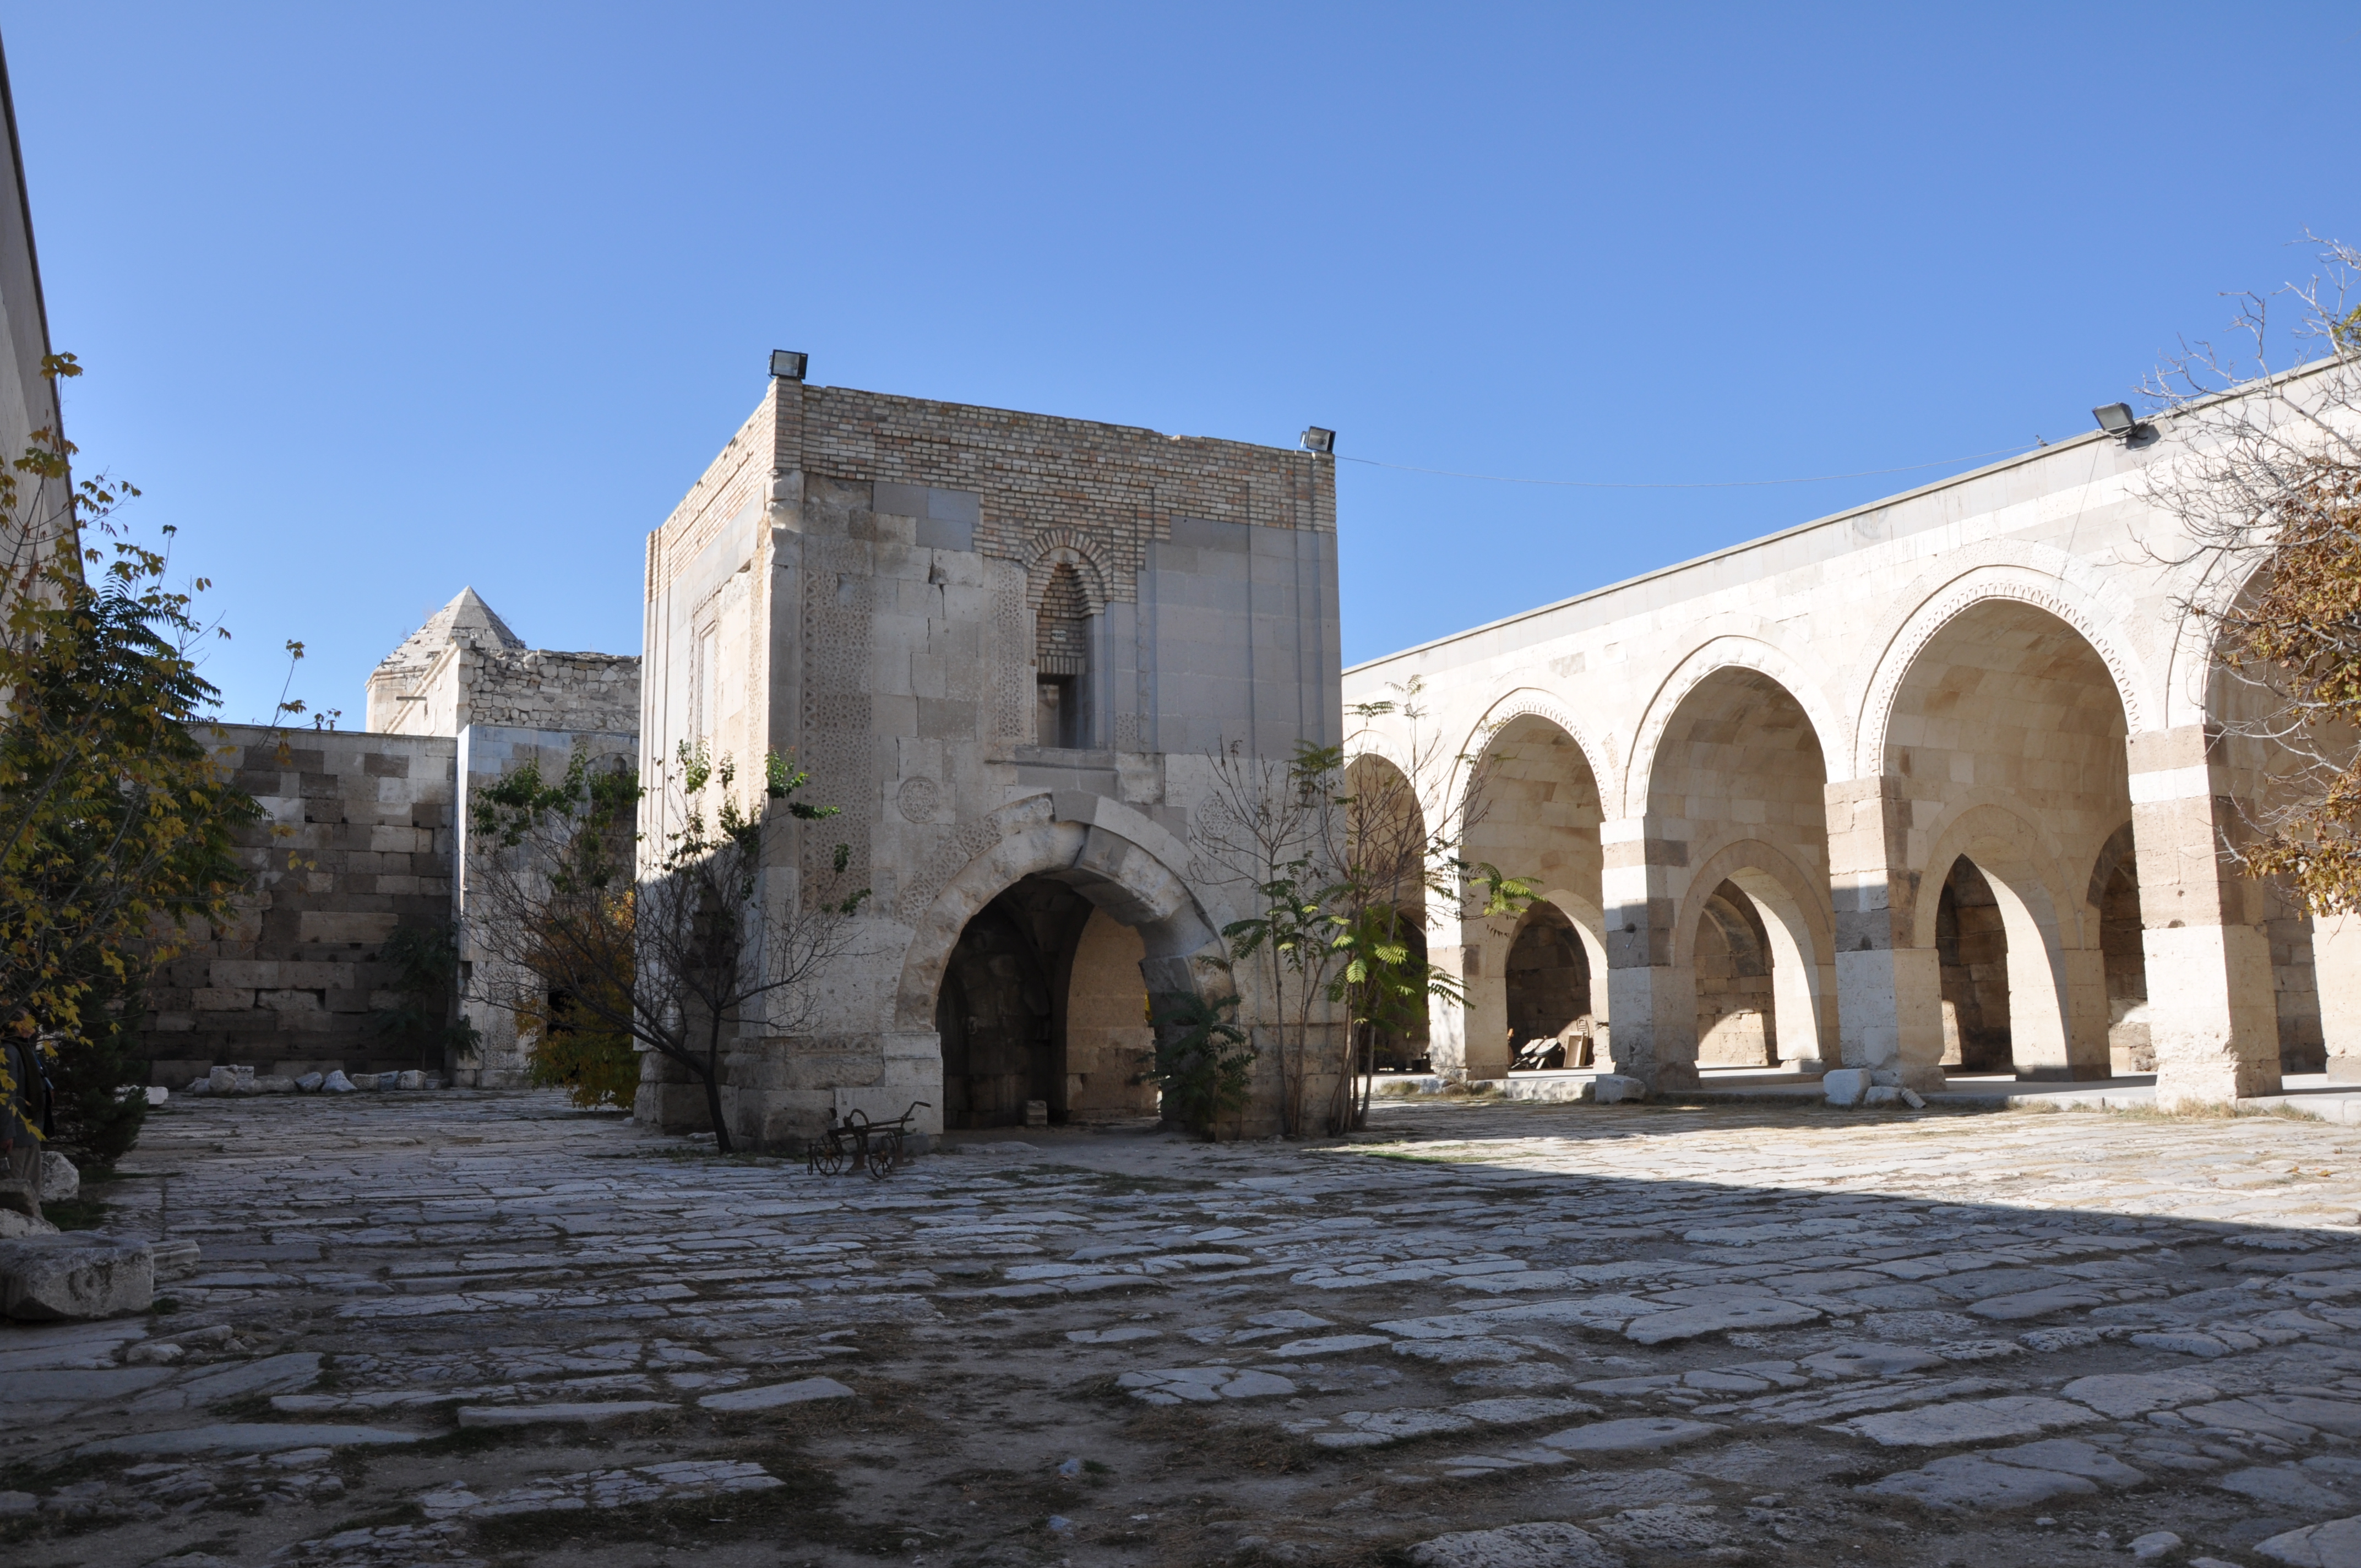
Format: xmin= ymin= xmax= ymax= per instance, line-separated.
xmin=1332 ymin=441 xmax=2043 ymax=491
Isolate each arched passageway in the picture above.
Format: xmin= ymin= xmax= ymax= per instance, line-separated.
xmin=934 ymin=874 xmax=1158 ymax=1128
xmin=1632 ymin=667 xmax=1834 ymax=1085
xmin=1457 ymin=713 xmax=1606 ymax=1076
xmin=1881 ymin=600 xmax=2137 ymax=1081
xmin=1695 ymin=881 xmax=1777 ymax=1065
xmin=1505 ymin=902 xmax=1592 ymax=1067
xmin=1936 ymin=857 xmax=2011 ymax=1071
xmin=1342 ymin=752 xmax=1437 ymax=1074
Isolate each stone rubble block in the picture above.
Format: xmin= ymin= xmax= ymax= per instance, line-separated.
xmin=1593 ymin=1502 xmax=1731 ymax=1551
xmin=456 ymin=1401 xmax=672 ymax=1428
xmin=0 ymin=1209 xmax=57 ymax=1239
xmin=132 ymin=1350 xmax=322 ymax=1410
xmin=695 ymin=1375 xmax=853 ymax=1411
xmin=1118 ymin=1366 xmax=1297 ymax=1404
xmin=1860 ymin=1436 xmax=2148 ymax=1510
xmin=1588 ymin=1074 xmax=1646 ymax=1104
xmin=1841 ymin=1395 xmax=2097 ymax=1447
xmin=2059 ymin=1371 xmax=2220 ymax=1417
xmin=322 ymin=1070 xmax=357 ymax=1093
xmin=38 ymin=1151 xmax=77 ymax=1202
xmin=2256 ymin=1514 xmax=2361 ymax=1567
xmin=1408 ymin=1520 xmax=1621 ymax=1567
xmin=2215 ymin=1466 xmax=2354 ymax=1512
xmin=1272 ymin=1333 xmax=1391 ymax=1357
xmin=1803 ymin=1343 xmax=1946 ymax=1379
xmin=1625 ymin=1297 xmax=1820 ymax=1344
xmin=76 ymin=1422 xmax=422 ymax=1456
xmin=0 ymin=1234 xmax=154 ymax=1320
xmin=1823 ymin=1068 xmax=1872 ymax=1106
xmin=418 ymin=1460 xmax=782 ymax=1521
xmin=1537 ymin=1415 xmax=1724 ymax=1453
xmin=151 ymin=1238 xmax=202 ymax=1282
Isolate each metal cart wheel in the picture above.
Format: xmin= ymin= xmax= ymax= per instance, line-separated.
xmin=866 ymin=1133 xmax=899 ymax=1179
xmin=809 ymin=1141 xmax=846 ymax=1177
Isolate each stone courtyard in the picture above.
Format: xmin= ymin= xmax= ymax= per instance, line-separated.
xmin=12 ymin=1091 xmax=2361 ymax=1567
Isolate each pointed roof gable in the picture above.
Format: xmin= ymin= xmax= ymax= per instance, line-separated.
xmin=370 ymin=587 xmax=525 ymax=680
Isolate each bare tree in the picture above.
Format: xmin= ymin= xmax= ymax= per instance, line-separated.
xmin=2142 ymin=236 xmax=2361 ymax=910
xmin=465 ymin=742 xmax=867 ymax=1152
xmin=1190 ymin=742 xmax=1340 ymax=1139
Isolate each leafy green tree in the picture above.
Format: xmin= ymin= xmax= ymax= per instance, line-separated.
xmin=369 ymin=922 xmax=483 ymax=1068
xmin=1195 ymin=679 xmax=1535 ymax=1137
xmin=45 ymin=966 xmax=149 ymax=1168
xmin=0 ymin=356 xmax=259 ymax=1153
xmin=1145 ymin=990 xmax=1254 ymax=1139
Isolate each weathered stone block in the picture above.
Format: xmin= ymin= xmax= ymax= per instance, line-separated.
xmin=0 ymin=1234 xmax=154 ymax=1320
xmin=1824 ymin=1068 xmax=1872 ymax=1106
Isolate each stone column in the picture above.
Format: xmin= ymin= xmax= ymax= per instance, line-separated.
xmin=1455 ymin=924 xmax=1512 ymax=1082
xmin=1422 ymin=926 xmax=1475 ymax=1079
xmin=2313 ymin=913 xmax=2361 ymax=1080
xmin=2129 ymin=727 xmax=2282 ymax=1105
xmin=1825 ymin=776 xmax=1946 ymax=1092
xmin=1602 ymin=817 xmax=1700 ymax=1090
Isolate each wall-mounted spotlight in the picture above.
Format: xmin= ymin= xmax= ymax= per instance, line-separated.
xmin=1299 ymin=427 xmax=1336 ymax=455
xmin=2091 ymin=402 xmax=2154 ymax=443
xmin=770 ymin=350 xmax=809 ymax=382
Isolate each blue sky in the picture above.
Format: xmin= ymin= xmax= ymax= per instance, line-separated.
xmin=2 ymin=4 xmax=2353 ymax=723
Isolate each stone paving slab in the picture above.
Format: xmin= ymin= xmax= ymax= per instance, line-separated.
xmin=10 ymin=1091 xmax=2361 ymax=1564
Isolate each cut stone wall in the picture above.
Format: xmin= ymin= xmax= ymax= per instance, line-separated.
xmin=144 ymin=727 xmax=459 ymax=1086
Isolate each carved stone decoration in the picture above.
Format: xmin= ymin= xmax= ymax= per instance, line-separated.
xmin=896 ymin=776 xmax=940 ymax=824
xmin=994 ymin=568 xmax=1027 ymax=737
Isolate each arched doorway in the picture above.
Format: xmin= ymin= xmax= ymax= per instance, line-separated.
xmin=1881 ymin=600 xmax=2139 ymax=1081
xmin=893 ymin=794 xmax=1223 ymax=1137
xmin=1936 ymin=857 xmax=2011 ymax=1071
xmin=1505 ymin=902 xmax=1592 ymax=1067
xmin=1459 ymin=712 xmax=1608 ymax=1077
xmin=1637 ymin=667 xmax=1835 ymax=1085
xmin=1694 ymin=881 xmax=1777 ymax=1066
xmin=934 ymin=874 xmax=1160 ymax=1129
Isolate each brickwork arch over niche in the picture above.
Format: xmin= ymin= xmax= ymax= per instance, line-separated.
xmin=1024 ymin=532 xmax=1113 ymax=614
xmin=1856 ymin=567 xmax=2149 ymax=778
xmin=1624 ymin=637 xmax=1846 ymax=817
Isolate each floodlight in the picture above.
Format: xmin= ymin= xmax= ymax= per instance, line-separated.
xmin=1300 ymin=427 xmax=1336 ymax=455
xmin=770 ymin=350 xmax=808 ymax=382
xmin=2092 ymin=402 xmax=2155 ymax=443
